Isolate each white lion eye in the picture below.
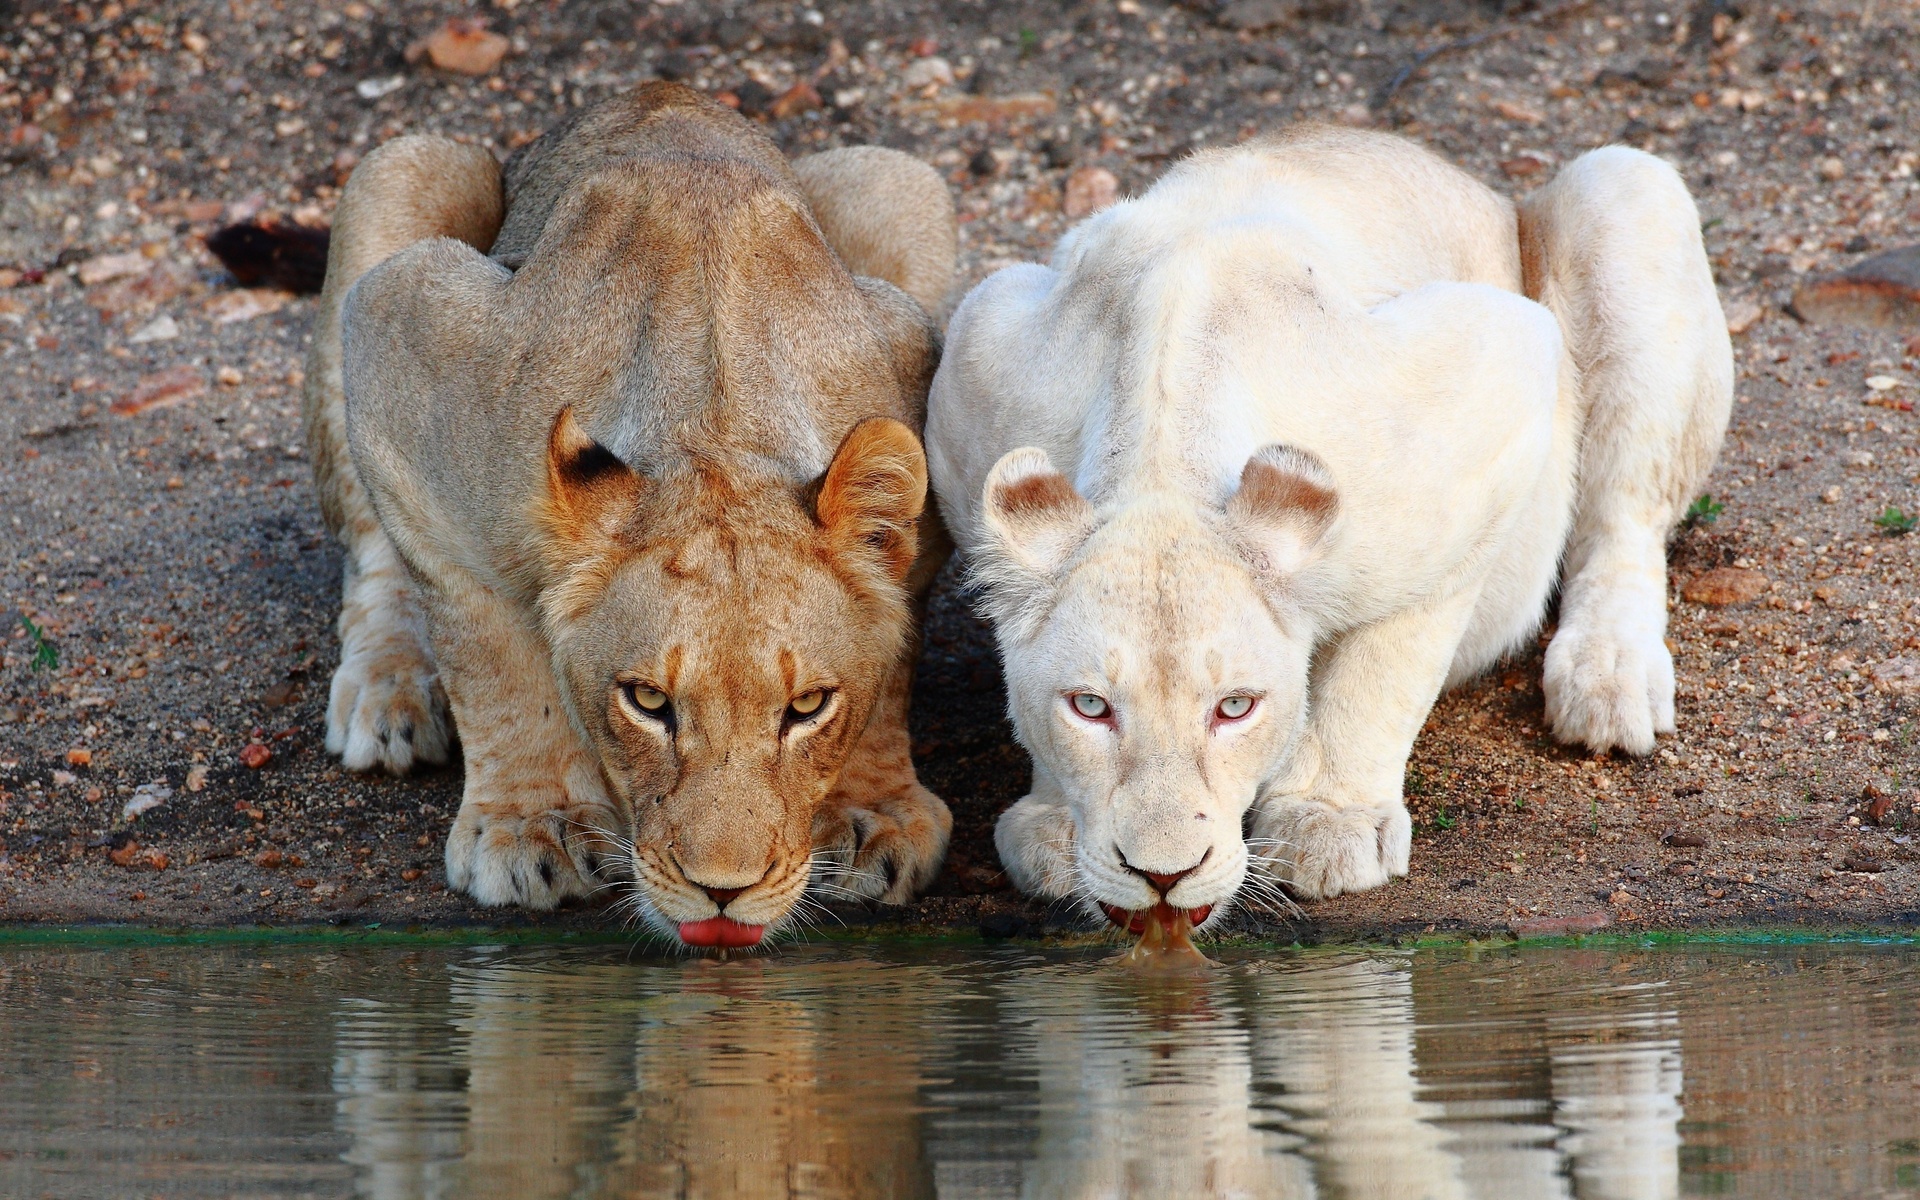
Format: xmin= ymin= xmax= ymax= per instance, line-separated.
xmin=1070 ymin=693 xmax=1111 ymax=720
xmin=1216 ymin=695 xmax=1255 ymax=721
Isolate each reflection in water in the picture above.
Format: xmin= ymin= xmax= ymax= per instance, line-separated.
xmin=0 ymin=943 xmax=1914 ymax=1198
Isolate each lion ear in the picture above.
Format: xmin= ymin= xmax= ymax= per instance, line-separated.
xmin=815 ymin=418 xmax=928 ymax=582
xmin=1225 ymin=444 xmax=1339 ymax=577
xmin=979 ymin=447 xmax=1095 ymax=578
xmin=540 ymin=406 xmax=644 ymax=551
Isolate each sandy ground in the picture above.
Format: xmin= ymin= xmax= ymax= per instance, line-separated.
xmin=2 ymin=0 xmax=1917 ymax=943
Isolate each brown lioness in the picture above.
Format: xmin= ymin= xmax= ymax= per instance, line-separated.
xmin=302 ymin=83 xmax=956 ymax=946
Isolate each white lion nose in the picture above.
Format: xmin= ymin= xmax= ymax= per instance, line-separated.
xmin=1119 ymin=849 xmax=1209 ymax=897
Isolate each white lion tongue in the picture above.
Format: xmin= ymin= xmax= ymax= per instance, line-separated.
xmin=1119 ymin=902 xmax=1213 ymax=968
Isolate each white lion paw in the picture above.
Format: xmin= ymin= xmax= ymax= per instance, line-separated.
xmin=993 ymin=796 xmax=1081 ymax=900
xmin=1251 ymin=796 xmax=1411 ymax=901
xmin=445 ymin=795 xmax=617 ymax=910
xmin=324 ymin=637 xmax=452 ymax=775
xmin=1542 ymin=610 xmax=1674 ymax=757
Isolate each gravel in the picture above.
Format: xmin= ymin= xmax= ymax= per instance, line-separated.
xmin=1 ymin=0 xmax=1916 ymax=941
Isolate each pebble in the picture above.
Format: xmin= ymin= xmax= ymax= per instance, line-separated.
xmin=1724 ymin=298 xmax=1763 ymax=334
xmin=127 ymin=314 xmax=180 ymax=344
xmin=205 ymin=288 xmax=291 ymax=324
xmin=76 ymin=252 xmax=149 ymax=287
xmin=1063 ymin=166 xmax=1120 ymax=219
xmin=1872 ymin=657 xmax=1920 ymax=696
xmin=239 ymin=743 xmax=272 ymax=769
xmin=1682 ymin=567 xmax=1769 ymax=607
xmin=111 ymin=365 xmax=206 ymax=417
xmin=1790 ymin=244 xmax=1920 ymax=330
xmin=407 ymin=18 xmax=509 ymax=77
xmin=901 ymin=56 xmax=955 ymax=91
xmin=123 ymin=783 xmax=172 ymax=821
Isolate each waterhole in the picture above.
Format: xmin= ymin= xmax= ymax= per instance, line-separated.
xmin=1 ymin=940 xmax=1915 ymax=1197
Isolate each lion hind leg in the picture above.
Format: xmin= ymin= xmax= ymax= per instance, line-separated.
xmin=305 ymin=137 xmax=504 ymax=775
xmin=792 ymin=145 xmax=957 ymax=316
xmin=1519 ymin=148 xmax=1733 ymax=756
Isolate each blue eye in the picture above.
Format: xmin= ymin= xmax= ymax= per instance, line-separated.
xmin=1216 ymin=696 xmax=1255 ymax=721
xmin=1070 ymin=693 xmax=1111 ymax=720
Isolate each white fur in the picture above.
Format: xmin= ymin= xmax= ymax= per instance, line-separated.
xmin=928 ymin=129 xmax=1729 ymax=907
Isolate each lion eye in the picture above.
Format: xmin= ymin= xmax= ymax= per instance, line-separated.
xmin=790 ymin=690 xmax=825 ymax=716
xmin=1216 ymin=695 xmax=1255 ymax=721
xmin=1069 ymin=693 xmax=1111 ymax=720
xmin=624 ymin=683 xmax=670 ymax=715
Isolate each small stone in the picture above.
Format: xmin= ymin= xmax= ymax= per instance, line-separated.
xmin=1724 ymin=298 xmax=1763 ymax=334
xmin=122 ymin=784 xmax=172 ymax=822
xmin=356 ymin=75 xmax=407 ymax=100
xmin=1500 ymin=155 xmax=1548 ymax=178
xmin=401 ymin=868 xmax=424 ymax=882
xmin=1063 ymin=166 xmax=1120 ymax=219
xmin=1872 ymin=656 xmax=1920 ymax=696
xmin=51 ymin=770 xmax=76 ymax=787
xmin=1217 ymin=0 xmax=1297 ymax=31
xmin=901 ymin=56 xmax=954 ymax=91
xmin=239 ymin=743 xmax=272 ymax=769
xmin=127 ymin=314 xmax=180 ymax=344
xmin=1843 ymin=853 xmax=1887 ymax=873
xmin=65 ymin=748 xmax=93 ymax=767
xmin=186 ymin=765 xmax=209 ymax=792
xmin=1822 ymin=485 xmax=1843 ymax=504
xmin=261 ymin=680 xmax=301 ymax=708
xmin=253 ymin=849 xmax=285 ymax=869
xmin=909 ymin=37 xmax=939 ymax=57
xmin=216 ymin=366 xmax=244 ymax=386
xmin=408 ymin=18 xmax=509 ymax=76
xmin=204 ymin=288 xmax=292 ymax=324
xmin=112 ymin=365 xmax=206 ymax=416
xmin=768 ymin=81 xmax=822 ymax=119
xmin=1791 ymin=245 xmax=1920 ymax=331
xmin=1663 ymin=830 xmax=1710 ymax=849
xmin=1865 ymin=374 xmax=1903 ymax=391
xmin=1682 ymin=567 xmax=1769 ymax=607
xmin=1818 ymin=156 xmax=1846 ymax=180
xmin=1492 ymin=100 xmax=1545 ymax=125
xmin=76 ymin=251 xmax=149 ymax=286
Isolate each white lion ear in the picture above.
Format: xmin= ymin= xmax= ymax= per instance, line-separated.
xmin=1225 ymin=444 xmax=1339 ymax=577
xmin=980 ymin=447 xmax=1096 ymax=576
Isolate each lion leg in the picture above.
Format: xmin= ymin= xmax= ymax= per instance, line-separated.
xmin=992 ymin=766 xmax=1080 ymax=901
xmin=812 ymin=525 xmax=953 ymax=903
xmin=426 ymin=575 xmax=623 ymax=910
xmin=304 ymin=136 xmax=504 ymax=774
xmin=791 ymin=145 xmax=957 ymax=315
xmin=813 ymin=647 xmax=953 ymax=904
xmin=1252 ymin=587 xmax=1481 ymax=900
xmin=1519 ymin=147 xmax=1733 ymax=756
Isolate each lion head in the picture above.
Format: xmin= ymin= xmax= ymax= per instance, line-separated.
xmin=970 ymin=444 xmax=1341 ymax=935
xmin=537 ymin=409 xmax=929 ymax=947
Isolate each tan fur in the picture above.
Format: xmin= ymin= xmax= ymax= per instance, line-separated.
xmin=303 ymin=84 xmax=957 ymax=929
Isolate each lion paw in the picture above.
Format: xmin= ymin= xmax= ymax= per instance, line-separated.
xmin=1543 ymin=609 xmax=1674 ymax=757
xmin=324 ymin=636 xmax=452 ymax=776
xmin=813 ymin=783 xmax=951 ymax=904
xmin=445 ymin=793 xmax=618 ymax=910
xmin=992 ymin=795 xmax=1080 ymax=900
xmin=1251 ymin=796 xmax=1410 ymax=901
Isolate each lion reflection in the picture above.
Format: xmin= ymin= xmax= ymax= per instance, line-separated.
xmin=330 ymin=950 xmax=1681 ymax=1198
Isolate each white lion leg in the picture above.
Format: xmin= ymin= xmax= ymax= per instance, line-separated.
xmin=304 ymin=136 xmax=504 ymax=775
xmin=1253 ymin=588 xmax=1480 ymax=900
xmin=1519 ymin=147 xmax=1733 ymax=756
xmin=993 ymin=768 xmax=1081 ymax=902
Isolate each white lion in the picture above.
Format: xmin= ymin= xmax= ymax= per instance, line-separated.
xmin=927 ymin=127 xmax=1730 ymax=924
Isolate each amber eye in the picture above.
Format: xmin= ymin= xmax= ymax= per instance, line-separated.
xmin=623 ymin=683 xmax=671 ymax=717
xmin=1216 ymin=695 xmax=1256 ymax=722
xmin=1069 ymin=693 xmax=1111 ymax=721
xmin=786 ymin=689 xmax=830 ymax=725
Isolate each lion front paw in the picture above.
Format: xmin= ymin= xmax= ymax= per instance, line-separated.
xmin=813 ymin=782 xmax=952 ymax=904
xmin=1251 ymin=795 xmax=1411 ymax=901
xmin=1543 ymin=609 xmax=1674 ymax=757
xmin=992 ymin=795 xmax=1080 ymax=900
xmin=445 ymin=789 xmax=618 ymax=910
xmin=324 ymin=634 xmax=452 ymax=776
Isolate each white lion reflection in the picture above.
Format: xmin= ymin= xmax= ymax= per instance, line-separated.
xmin=328 ymin=950 xmax=1682 ymax=1199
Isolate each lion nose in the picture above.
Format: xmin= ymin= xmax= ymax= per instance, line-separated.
xmin=701 ymin=885 xmax=746 ymax=908
xmin=1120 ymin=850 xmax=1208 ymax=897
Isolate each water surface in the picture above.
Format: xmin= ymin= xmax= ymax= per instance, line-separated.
xmin=1 ymin=939 xmax=1915 ymax=1198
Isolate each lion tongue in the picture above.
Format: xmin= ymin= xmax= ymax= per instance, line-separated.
xmin=1102 ymin=902 xmax=1212 ymax=936
xmin=678 ymin=917 xmax=765 ymax=948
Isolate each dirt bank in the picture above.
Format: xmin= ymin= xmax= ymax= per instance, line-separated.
xmin=2 ymin=0 xmax=1916 ymax=941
